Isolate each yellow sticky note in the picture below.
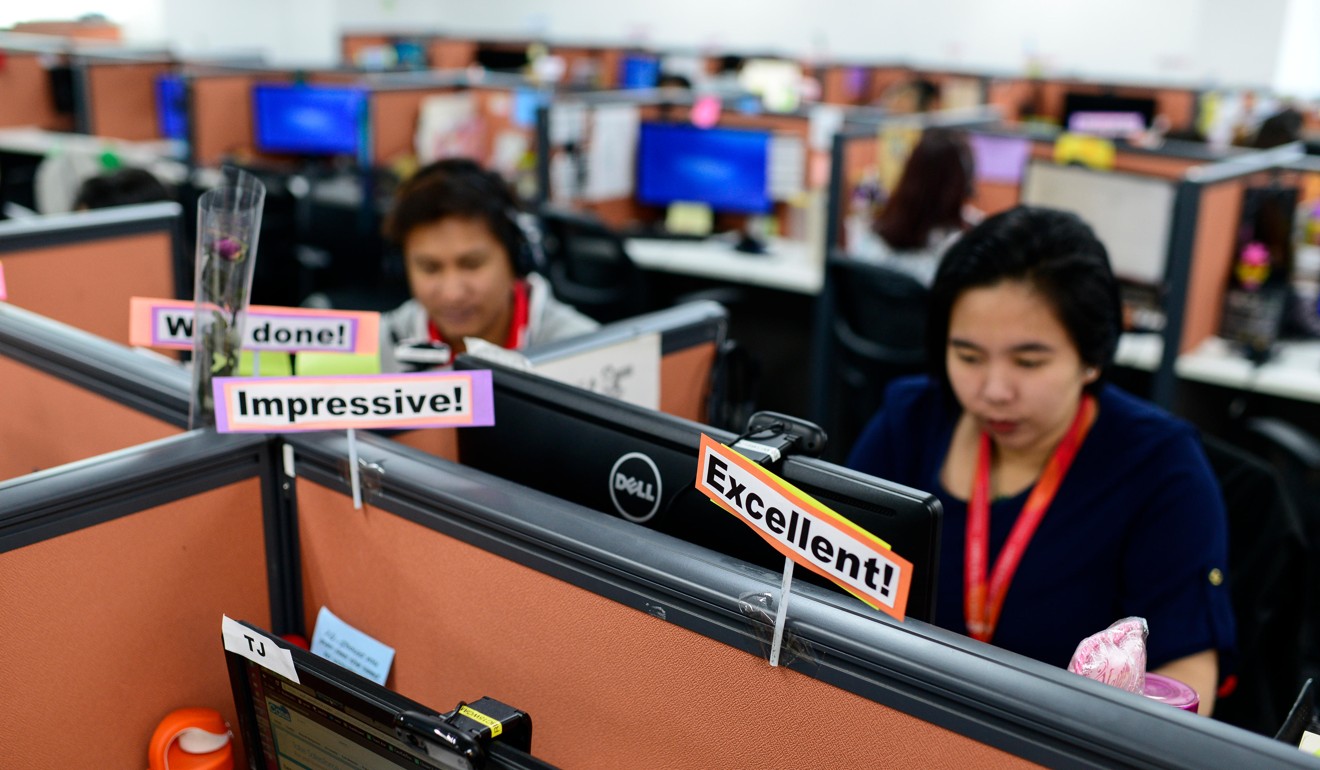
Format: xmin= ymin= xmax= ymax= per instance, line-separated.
xmin=665 ymin=202 xmax=713 ymax=236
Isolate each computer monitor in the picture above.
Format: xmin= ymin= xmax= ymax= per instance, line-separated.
xmin=1020 ymin=160 xmax=1175 ymax=286
xmin=154 ymin=74 xmax=187 ymax=141
xmin=47 ymin=64 xmax=77 ymax=116
xmin=619 ymin=55 xmax=660 ymax=89
xmin=454 ymin=358 xmax=943 ymax=620
xmin=225 ymin=619 xmax=553 ymax=769
xmin=1062 ymin=92 xmax=1156 ymax=136
xmin=252 ymin=83 xmax=367 ymax=157
xmin=475 ymin=46 xmax=530 ymax=72
xmin=636 ymin=122 xmax=773 ymax=214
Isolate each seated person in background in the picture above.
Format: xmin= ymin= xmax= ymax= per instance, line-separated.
xmin=852 ymin=128 xmax=978 ymax=287
xmin=379 ymin=158 xmax=598 ymax=372
xmin=1252 ymin=107 xmax=1304 ymax=149
xmin=847 ymin=207 xmax=1235 ymax=714
xmin=72 ymin=167 xmax=173 ymax=210
xmin=879 ymin=77 xmax=941 ymax=114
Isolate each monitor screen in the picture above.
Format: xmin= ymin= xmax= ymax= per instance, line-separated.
xmin=636 ymin=122 xmax=772 ymax=214
xmin=968 ymin=133 xmax=1033 ymax=184
xmin=154 ymin=74 xmax=187 ymax=141
xmin=475 ymin=46 xmax=530 ymax=72
xmin=1021 ymin=160 xmax=1175 ymax=286
xmin=225 ymin=620 xmax=551 ymax=769
xmin=619 ymin=55 xmax=660 ymax=89
xmin=454 ymin=358 xmax=942 ymax=620
xmin=252 ymin=83 xmax=367 ymax=156
xmin=1061 ymin=92 xmax=1156 ymax=133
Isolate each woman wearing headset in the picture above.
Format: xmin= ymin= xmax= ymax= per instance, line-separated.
xmin=379 ymin=159 xmax=598 ymax=372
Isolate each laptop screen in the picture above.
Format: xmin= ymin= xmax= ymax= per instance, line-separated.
xmin=224 ymin=620 xmax=550 ymax=769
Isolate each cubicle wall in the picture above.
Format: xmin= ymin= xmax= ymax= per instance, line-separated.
xmin=286 ymin=430 xmax=1312 ymax=769
xmin=0 ymin=201 xmax=185 ymax=343
xmin=0 ymin=50 xmax=74 ymax=131
xmin=0 ymin=302 xmax=187 ymax=481
xmin=81 ymin=57 xmax=176 ymax=141
xmin=0 ymin=431 xmax=287 ymax=769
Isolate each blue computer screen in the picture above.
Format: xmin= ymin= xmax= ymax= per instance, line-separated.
xmin=636 ymin=123 xmax=771 ymax=214
xmin=252 ymin=84 xmax=367 ymax=156
xmin=620 ymin=56 xmax=660 ymax=89
xmin=154 ymin=74 xmax=187 ymax=140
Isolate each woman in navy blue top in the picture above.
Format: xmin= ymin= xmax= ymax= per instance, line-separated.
xmin=848 ymin=206 xmax=1234 ymax=714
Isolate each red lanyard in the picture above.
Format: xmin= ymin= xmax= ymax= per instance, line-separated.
xmin=964 ymin=394 xmax=1098 ymax=643
xmin=427 ymin=280 xmax=530 ymax=350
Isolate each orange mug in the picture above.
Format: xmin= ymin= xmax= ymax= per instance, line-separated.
xmin=148 ymin=707 xmax=233 ymax=770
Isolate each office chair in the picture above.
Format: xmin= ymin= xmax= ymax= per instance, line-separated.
xmin=538 ymin=207 xmax=648 ymax=324
xmin=812 ymin=255 xmax=930 ymax=463
xmin=1201 ymin=431 xmax=1311 ymax=734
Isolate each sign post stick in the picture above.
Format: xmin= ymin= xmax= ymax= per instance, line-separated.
xmin=347 ymin=428 xmax=362 ymax=509
xmin=769 ymin=556 xmax=795 ymax=667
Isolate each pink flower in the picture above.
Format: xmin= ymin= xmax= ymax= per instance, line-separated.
xmin=215 ymin=237 xmax=244 ymax=261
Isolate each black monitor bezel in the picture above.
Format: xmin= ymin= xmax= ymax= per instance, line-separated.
xmin=453 ymin=356 xmax=941 ymax=621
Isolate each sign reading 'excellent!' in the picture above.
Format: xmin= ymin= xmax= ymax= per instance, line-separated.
xmin=212 ymin=371 xmax=493 ymax=432
xmin=694 ymin=434 xmax=913 ymax=620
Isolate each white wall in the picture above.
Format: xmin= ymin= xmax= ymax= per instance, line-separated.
xmin=11 ymin=0 xmax=1302 ymax=93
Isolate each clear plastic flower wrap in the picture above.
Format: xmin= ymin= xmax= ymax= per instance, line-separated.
xmin=1067 ymin=616 xmax=1149 ymax=694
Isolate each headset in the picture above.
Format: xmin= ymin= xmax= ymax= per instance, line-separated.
xmin=400 ymin=159 xmax=539 ymax=277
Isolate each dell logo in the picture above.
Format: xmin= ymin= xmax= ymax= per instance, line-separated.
xmin=609 ymin=452 xmax=663 ymax=523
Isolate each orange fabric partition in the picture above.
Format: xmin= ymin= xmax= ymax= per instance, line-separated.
xmin=0 ymin=53 xmax=72 ymax=131
xmin=1 ymin=230 xmax=176 ymax=345
xmin=86 ymin=62 xmax=175 ymax=141
xmin=0 ymin=479 xmax=271 ymax=768
xmin=660 ymin=340 xmax=717 ymax=422
xmin=192 ymin=75 xmax=262 ymax=167
xmin=0 ymin=356 xmax=177 ymax=481
xmin=295 ymin=480 xmax=1035 ymax=769
xmin=1180 ymin=179 xmax=1245 ymax=352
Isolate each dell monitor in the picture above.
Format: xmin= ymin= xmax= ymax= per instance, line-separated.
xmin=619 ymin=55 xmax=661 ymax=89
xmin=636 ymin=122 xmax=773 ymax=214
xmin=225 ymin=619 xmax=554 ymax=769
xmin=454 ymin=357 xmax=942 ymax=620
xmin=154 ymin=74 xmax=187 ymax=141
xmin=252 ymin=83 xmax=367 ymax=157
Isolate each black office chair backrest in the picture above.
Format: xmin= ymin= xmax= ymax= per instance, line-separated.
xmin=538 ymin=207 xmax=647 ymax=323
xmin=813 ymin=255 xmax=930 ymax=462
xmin=1201 ymin=432 xmax=1310 ymax=735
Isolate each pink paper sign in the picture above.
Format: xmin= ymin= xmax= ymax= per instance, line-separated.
xmin=212 ymin=371 xmax=495 ymax=433
xmin=0 ymin=261 xmax=6 ymax=301
xmin=691 ymin=96 xmax=722 ymax=129
xmin=130 ymin=297 xmax=380 ymax=354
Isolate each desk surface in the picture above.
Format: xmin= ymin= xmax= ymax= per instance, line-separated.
xmin=1116 ymin=332 xmax=1320 ymax=404
xmin=625 ymin=236 xmax=823 ymax=295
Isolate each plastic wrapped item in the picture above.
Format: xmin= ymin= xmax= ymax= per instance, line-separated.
xmin=1068 ymin=616 xmax=1149 ymax=694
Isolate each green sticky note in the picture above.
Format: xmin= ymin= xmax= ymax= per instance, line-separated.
xmin=237 ymin=351 xmax=293 ymax=377
xmin=295 ymin=352 xmax=381 ymax=376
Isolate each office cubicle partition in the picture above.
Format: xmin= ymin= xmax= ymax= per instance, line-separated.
xmin=0 ymin=430 xmax=291 ymax=769
xmin=285 ymin=429 xmax=1312 ymax=769
xmin=0 ymin=302 xmax=188 ymax=481
xmin=0 ymin=201 xmax=186 ymax=340
xmin=391 ymin=301 xmax=727 ymax=462
xmin=69 ymin=51 xmax=178 ymax=141
xmin=0 ymin=41 xmax=76 ymax=132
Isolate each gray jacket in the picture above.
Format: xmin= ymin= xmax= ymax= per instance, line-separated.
xmin=378 ymin=272 xmax=599 ymax=372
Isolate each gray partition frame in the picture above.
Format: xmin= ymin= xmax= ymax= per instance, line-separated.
xmin=286 ymin=428 xmax=1312 ymax=768
xmin=0 ymin=200 xmax=189 ymax=300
